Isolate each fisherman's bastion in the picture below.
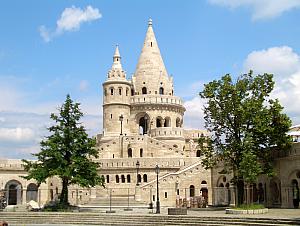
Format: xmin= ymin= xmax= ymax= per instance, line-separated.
xmin=0 ymin=20 xmax=299 ymax=210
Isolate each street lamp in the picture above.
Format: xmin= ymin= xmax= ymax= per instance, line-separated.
xmin=119 ymin=114 xmax=124 ymax=135
xmin=155 ymin=164 xmax=160 ymax=214
xmin=136 ymin=160 xmax=140 ymax=186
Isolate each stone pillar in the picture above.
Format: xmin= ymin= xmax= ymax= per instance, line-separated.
xmin=135 ymin=186 xmax=141 ymax=201
xmin=22 ymin=188 xmax=27 ymax=205
xmin=90 ymin=187 xmax=97 ymax=199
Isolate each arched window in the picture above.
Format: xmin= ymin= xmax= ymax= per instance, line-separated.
xmin=127 ymin=175 xmax=131 ymax=183
xmin=139 ymin=116 xmax=148 ymax=135
xmin=142 ymin=87 xmax=147 ymax=94
xmin=164 ymin=117 xmax=171 ymax=127
xmin=201 ymin=180 xmax=207 ymax=185
xmin=190 ymin=185 xmax=195 ymax=197
xmin=110 ymin=88 xmax=114 ymax=95
xmin=121 ymin=175 xmax=125 ymax=183
xmin=126 ymin=88 xmax=129 ymax=96
xmin=143 ymin=174 xmax=148 ymax=182
xmin=196 ymin=150 xmax=201 ymax=157
xmin=156 ymin=118 xmax=162 ymax=127
xmin=106 ymin=175 xmax=110 ymax=183
xmin=137 ymin=174 xmax=142 ymax=183
xmin=128 ymin=148 xmax=132 ymax=158
xmin=119 ymin=88 xmax=122 ymax=95
xmin=140 ymin=148 xmax=143 ymax=157
xmin=176 ymin=118 xmax=181 ymax=127
xmin=116 ymin=175 xmax=120 ymax=183
xmin=26 ymin=183 xmax=38 ymax=202
xmin=159 ymin=87 xmax=164 ymax=95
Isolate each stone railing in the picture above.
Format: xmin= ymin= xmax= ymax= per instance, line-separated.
xmin=150 ymin=127 xmax=184 ymax=138
xmin=0 ymin=159 xmax=25 ymax=170
xmin=130 ymin=95 xmax=183 ymax=106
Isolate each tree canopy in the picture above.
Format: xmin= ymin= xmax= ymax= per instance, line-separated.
xmin=22 ymin=94 xmax=104 ymax=205
xmin=198 ymin=71 xmax=291 ymax=204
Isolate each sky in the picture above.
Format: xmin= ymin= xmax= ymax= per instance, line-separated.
xmin=0 ymin=0 xmax=300 ymax=159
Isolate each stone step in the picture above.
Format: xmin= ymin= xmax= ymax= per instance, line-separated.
xmin=1 ymin=213 xmax=299 ymax=226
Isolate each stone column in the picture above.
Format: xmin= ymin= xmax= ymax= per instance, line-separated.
xmin=22 ymin=188 xmax=27 ymax=205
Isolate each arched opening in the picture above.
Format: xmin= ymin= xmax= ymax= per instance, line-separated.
xmin=201 ymin=180 xmax=207 ymax=185
xmin=269 ymin=177 xmax=281 ymax=205
xmin=156 ymin=117 xmax=162 ymax=128
xmin=189 ymin=185 xmax=195 ymax=197
xmin=5 ymin=180 xmax=22 ymax=205
xmin=200 ymin=187 xmax=208 ymax=205
xmin=116 ymin=175 xmax=120 ymax=183
xmin=140 ymin=148 xmax=143 ymax=157
xmin=292 ymin=179 xmax=299 ymax=208
xmin=159 ymin=87 xmax=164 ymax=95
xmin=164 ymin=117 xmax=171 ymax=127
xmin=50 ymin=189 xmax=54 ymax=201
xmin=139 ymin=116 xmax=148 ymax=134
xmin=127 ymin=175 xmax=131 ymax=183
xmin=258 ymin=183 xmax=265 ymax=203
xmin=176 ymin=118 xmax=181 ymax=127
xmin=219 ymin=183 xmax=224 ymax=187
xmin=106 ymin=175 xmax=110 ymax=183
xmin=137 ymin=174 xmax=142 ymax=183
xmin=196 ymin=150 xmax=201 ymax=157
xmin=128 ymin=148 xmax=132 ymax=158
xmin=26 ymin=183 xmax=38 ymax=202
xmin=118 ymin=88 xmax=122 ymax=95
xmin=121 ymin=175 xmax=125 ymax=183
xmin=142 ymin=87 xmax=147 ymax=94
xmin=143 ymin=174 xmax=148 ymax=182
xmin=126 ymin=88 xmax=129 ymax=96
xmin=110 ymin=88 xmax=114 ymax=95
xmin=131 ymin=89 xmax=134 ymax=96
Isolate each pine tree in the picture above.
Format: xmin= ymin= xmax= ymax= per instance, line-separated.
xmin=23 ymin=94 xmax=104 ymax=206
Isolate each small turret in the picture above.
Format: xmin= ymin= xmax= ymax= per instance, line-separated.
xmin=102 ymin=45 xmax=131 ymax=137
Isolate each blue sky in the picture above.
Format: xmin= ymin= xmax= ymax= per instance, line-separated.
xmin=1 ymin=0 xmax=300 ymax=159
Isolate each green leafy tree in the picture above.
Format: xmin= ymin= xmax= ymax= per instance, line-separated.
xmin=199 ymin=71 xmax=291 ymax=205
xmin=22 ymin=94 xmax=104 ymax=206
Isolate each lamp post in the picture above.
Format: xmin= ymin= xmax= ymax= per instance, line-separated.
xmin=155 ymin=164 xmax=160 ymax=214
xmin=136 ymin=160 xmax=140 ymax=186
xmin=119 ymin=114 xmax=124 ymax=135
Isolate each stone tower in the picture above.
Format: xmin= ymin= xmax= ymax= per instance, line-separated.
xmin=102 ymin=45 xmax=131 ymax=137
xmin=130 ymin=19 xmax=186 ymax=149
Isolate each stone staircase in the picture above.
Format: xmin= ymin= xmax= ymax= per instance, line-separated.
xmin=1 ymin=212 xmax=300 ymax=225
xmin=85 ymin=196 xmax=147 ymax=208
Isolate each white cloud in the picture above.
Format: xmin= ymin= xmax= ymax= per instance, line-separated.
xmin=208 ymin=0 xmax=300 ymax=20
xmin=39 ymin=5 xmax=102 ymax=42
xmin=184 ymin=96 xmax=205 ymax=129
xmin=0 ymin=127 xmax=35 ymax=143
xmin=244 ymin=46 xmax=300 ymax=125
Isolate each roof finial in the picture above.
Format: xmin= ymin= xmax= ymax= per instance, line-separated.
xmin=148 ymin=18 xmax=152 ymax=27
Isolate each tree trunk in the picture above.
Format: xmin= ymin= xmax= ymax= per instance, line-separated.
xmin=60 ymin=177 xmax=69 ymax=206
xmin=236 ymin=179 xmax=244 ymax=206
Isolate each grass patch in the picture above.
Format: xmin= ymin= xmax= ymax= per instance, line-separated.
xmin=234 ymin=203 xmax=265 ymax=210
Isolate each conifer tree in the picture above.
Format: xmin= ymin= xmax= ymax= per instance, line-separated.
xmin=23 ymin=94 xmax=104 ymax=206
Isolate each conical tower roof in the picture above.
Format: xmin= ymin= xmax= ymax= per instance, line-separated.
xmin=133 ymin=19 xmax=173 ymax=96
xmin=107 ymin=45 xmax=126 ymax=80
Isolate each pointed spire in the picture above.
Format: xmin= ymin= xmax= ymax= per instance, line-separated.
xmin=112 ymin=44 xmax=122 ymax=70
xmin=134 ymin=19 xmax=172 ymax=95
xmin=107 ymin=45 xmax=126 ymax=80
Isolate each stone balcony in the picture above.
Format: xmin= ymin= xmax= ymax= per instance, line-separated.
xmin=130 ymin=95 xmax=184 ymax=107
xmin=150 ymin=127 xmax=184 ymax=138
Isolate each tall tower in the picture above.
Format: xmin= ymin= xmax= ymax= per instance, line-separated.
xmin=102 ymin=46 xmax=131 ymax=137
xmin=132 ymin=19 xmax=174 ymax=96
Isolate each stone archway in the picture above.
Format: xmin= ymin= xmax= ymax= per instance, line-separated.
xmin=5 ymin=180 xmax=22 ymax=205
xmin=137 ymin=113 xmax=150 ymax=135
xmin=26 ymin=183 xmax=38 ymax=202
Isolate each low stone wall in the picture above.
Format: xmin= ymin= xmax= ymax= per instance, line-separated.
xmin=226 ymin=208 xmax=268 ymax=214
xmin=168 ymin=207 xmax=187 ymax=215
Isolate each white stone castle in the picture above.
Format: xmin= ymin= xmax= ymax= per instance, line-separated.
xmin=0 ymin=19 xmax=299 ymax=209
